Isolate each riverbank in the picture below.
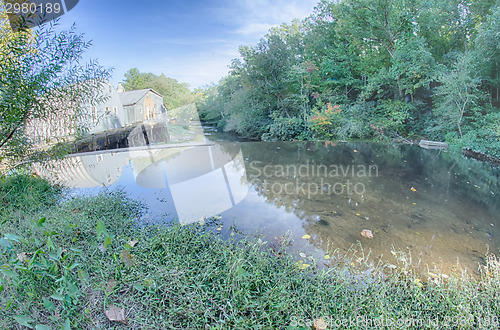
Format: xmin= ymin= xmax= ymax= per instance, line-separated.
xmin=1 ymin=174 xmax=500 ymax=328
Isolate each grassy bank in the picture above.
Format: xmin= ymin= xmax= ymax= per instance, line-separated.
xmin=1 ymin=174 xmax=500 ymax=329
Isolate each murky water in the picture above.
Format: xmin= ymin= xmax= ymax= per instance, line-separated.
xmin=34 ymin=129 xmax=500 ymax=274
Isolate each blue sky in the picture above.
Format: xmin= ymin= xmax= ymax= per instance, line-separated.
xmin=56 ymin=0 xmax=319 ymax=89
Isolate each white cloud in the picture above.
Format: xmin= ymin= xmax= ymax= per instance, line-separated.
xmin=234 ymin=23 xmax=276 ymax=36
xmin=230 ymin=0 xmax=318 ymax=38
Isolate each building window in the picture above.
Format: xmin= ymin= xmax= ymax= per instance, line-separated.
xmin=113 ymin=107 xmax=117 ymax=115
xmin=140 ymin=106 xmax=142 ymax=114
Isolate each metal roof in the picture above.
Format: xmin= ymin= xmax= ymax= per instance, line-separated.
xmin=118 ymin=88 xmax=162 ymax=106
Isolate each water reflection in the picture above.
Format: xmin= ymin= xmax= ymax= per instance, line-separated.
xmin=34 ymin=138 xmax=500 ymax=274
xmin=34 ymin=142 xmax=248 ymax=225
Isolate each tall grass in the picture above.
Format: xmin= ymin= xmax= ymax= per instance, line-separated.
xmin=0 ymin=174 xmax=499 ymax=329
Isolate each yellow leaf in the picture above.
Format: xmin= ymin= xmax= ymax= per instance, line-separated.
xmin=412 ymin=202 xmax=416 ymax=205
xmin=356 ymin=213 xmax=361 ymax=216
xmin=324 ymin=254 xmax=330 ymax=260
xmin=302 ymin=234 xmax=311 ymax=239
xmin=411 ymin=187 xmax=417 ymax=192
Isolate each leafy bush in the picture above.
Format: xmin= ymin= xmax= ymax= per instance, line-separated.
xmin=264 ymin=116 xmax=310 ymax=141
xmin=459 ymin=111 xmax=500 ymax=158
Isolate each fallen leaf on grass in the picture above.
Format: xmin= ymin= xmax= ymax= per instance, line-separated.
xmin=127 ymin=239 xmax=138 ymax=248
xmin=410 ymin=187 xmax=417 ymax=192
xmin=120 ymin=250 xmax=133 ymax=267
xmin=324 ymin=254 xmax=330 ymax=260
xmin=360 ymin=229 xmax=374 ymax=239
xmin=314 ymin=318 xmax=328 ymax=330
xmin=16 ymin=252 xmax=28 ymax=263
xmin=105 ymin=305 xmax=126 ymax=323
xmin=106 ymin=279 xmax=117 ymax=293
xmin=302 ymin=234 xmax=311 ymax=239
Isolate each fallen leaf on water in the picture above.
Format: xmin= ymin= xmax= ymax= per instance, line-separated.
xmin=314 ymin=318 xmax=328 ymax=330
xmin=302 ymin=234 xmax=311 ymax=239
xmin=216 ymin=227 xmax=222 ymax=231
xmin=294 ymin=261 xmax=311 ymax=270
xmin=412 ymin=202 xmax=416 ymax=205
xmin=360 ymin=229 xmax=374 ymax=239
xmin=411 ymin=187 xmax=417 ymax=192
xmin=127 ymin=239 xmax=138 ymax=248
xmin=356 ymin=213 xmax=361 ymax=216
xmin=105 ymin=305 xmax=126 ymax=323
xmin=353 ymin=149 xmax=358 ymax=153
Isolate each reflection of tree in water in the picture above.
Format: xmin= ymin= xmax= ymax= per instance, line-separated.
xmin=239 ymin=141 xmax=500 ymax=272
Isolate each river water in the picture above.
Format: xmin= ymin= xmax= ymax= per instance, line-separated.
xmin=34 ymin=125 xmax=500 ymax=275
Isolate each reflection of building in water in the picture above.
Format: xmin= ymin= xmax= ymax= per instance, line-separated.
xmin=130 ymin=143 xmax=248 ymax=224
xmin=34 ymin=142 xmax=248 ymax=225
xmin=33 ymin=152 xmax=129 ymax=188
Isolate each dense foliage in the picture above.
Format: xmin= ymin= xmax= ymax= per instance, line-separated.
xmin=198 ymin=0 xmax=500 ymax=158
xmin=122 ymin=68 xmax=202 ymax=110
xmin=0 ymin=12 xmax=111 ymax=168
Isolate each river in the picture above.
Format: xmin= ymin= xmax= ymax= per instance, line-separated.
xmin=34 ymin=124 xmax=500 ymax=275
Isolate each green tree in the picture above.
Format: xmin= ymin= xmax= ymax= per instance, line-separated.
xmin=0 ymin=14 xmax=111 ymax=167
xmin=122 ymin=69 xmax=198 ymax=109
xmin=433 ymin=52 xmax=482 ymax=138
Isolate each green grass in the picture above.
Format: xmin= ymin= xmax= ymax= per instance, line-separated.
xmin=1 ymin=174 xmax=500 ymax=329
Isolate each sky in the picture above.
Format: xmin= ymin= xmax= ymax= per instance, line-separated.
xmin=54 ymin=0 xmax=320 ymax=90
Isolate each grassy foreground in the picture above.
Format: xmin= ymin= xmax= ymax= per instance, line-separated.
xmin=1 ymin=174 xmax=500 ymax=329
